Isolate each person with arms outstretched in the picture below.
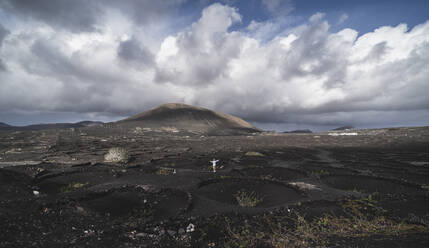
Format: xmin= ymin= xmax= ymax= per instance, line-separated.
xmin=210 ymin=159 xmax=219 ymax=173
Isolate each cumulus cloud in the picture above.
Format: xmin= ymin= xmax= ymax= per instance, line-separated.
xmin=155 ymin=3 xmax=243 ymax=86
xmin=1 ymin=2 xmax=429 ymax=129
xmin=153 ymin=6 xmax=429 ymax=127
xmin=0 ymin=22 xmax=179 ymax=116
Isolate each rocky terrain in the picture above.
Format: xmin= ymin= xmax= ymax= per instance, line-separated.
xmin=0 ymin=105 xmax=429 ymax=247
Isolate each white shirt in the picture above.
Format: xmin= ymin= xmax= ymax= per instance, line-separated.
xmin=210 ymin=159 xmax=219 ymax=166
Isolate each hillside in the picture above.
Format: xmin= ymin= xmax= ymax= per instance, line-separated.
xmin=117 ymin=103 xmax=260 ymax=135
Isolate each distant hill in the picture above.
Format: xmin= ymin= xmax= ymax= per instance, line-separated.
xmin=332 ymin=126 xmax=355 ymax=131
xmin=74 ymin=121 xmax=104 ymax=127
xmin=0 ymin=121 xmax=103 ymax=131
xmin=117 ymin=103 xmax=260 ymax=135
xmin=284 ymin=129 xmax=313 ymax=134
xmin=0 ymin=122 xmax=11 ymax=128
xmin=1 ymin=103 xmax=260 ymax=135
xmin=0 ymin=122 xmax=14 ymax=131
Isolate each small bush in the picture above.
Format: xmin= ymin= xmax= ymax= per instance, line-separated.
xmin=245 ymin=151 xmax=264 ymax=156
xmin=234 ymin=189 xmax=264 ymax=207
xmin=156 ymin=167 xmax=176 ymax=175
xmin=104 ymin=147 xmax=129 ymax=163
xmin=61 ymin=182 xmax=88 ymax=192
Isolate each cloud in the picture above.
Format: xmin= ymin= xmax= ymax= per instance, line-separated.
xmin=1 ymin=3 xmax=429 ymax=129
xmin=0 ymin=23 xmax=8 ymax=43
xmin=0 ymin=23 xmax=180 ymax=116
xmin=0 ymin=0 xmax=184 ymax=33
xmin=1 ymin=0 xmax=102 ymax=33
xmin=0 ymin=23 xmax=9 ymax=71
xmin=117 ymin=37 xmax=154 ymax=68
xmin=106 ymin=0 xmax=186 ymax=26
xmin=261 ymin=0 xmax=294 ymax=16
xmin=338 ymin=13 xmax=348 ymax=24
xmin=155 ymin=3 xmax=243 ymax=86
xmin=153 ymin=8 xmax=429 ymax=126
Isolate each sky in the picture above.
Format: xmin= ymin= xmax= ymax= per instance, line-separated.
xmin=0 ymin=0 xmax=429 ymax=131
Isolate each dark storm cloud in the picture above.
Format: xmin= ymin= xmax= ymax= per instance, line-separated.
xmin=28 ymin=39 xmax=125 ymax=88
xmin=106 ymin=0 xmax=185 ymax=25
xmin=17 ymin=39 xmax=140 ymax=114
xmin=0 ymin=33 xmax=179 ymax=116
xmin=0 ymin=23 xmax=9 ymax=71
xmin=29 ymin=39 xmax=85 ymax=77
xmin=0 ymin=23 xmax=8 ymax=44
xmin=117 ymin=37 xmax=154 ymax=68
xmin=0 ymin=0 xmax=185 ymax=33
xmin=1 ymin=0 xmax=102 ymax=33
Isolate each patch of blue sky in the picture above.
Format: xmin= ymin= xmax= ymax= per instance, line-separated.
xmin=177 ymin=0 xmax=429 ymax=38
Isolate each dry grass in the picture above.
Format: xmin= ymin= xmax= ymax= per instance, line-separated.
xmin=226 ymin=196 xmax=429 ymax=248
xmin=263 ymin=215 xmax=327 ymax=248
xmin=315 ymin=214 xmax=427 ymax=238
xmin=314 ymin=197 xmax=429 ymax=237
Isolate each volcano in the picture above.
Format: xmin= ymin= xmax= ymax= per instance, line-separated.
xmin=117 ymin=103 xmax=260 ymax=135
